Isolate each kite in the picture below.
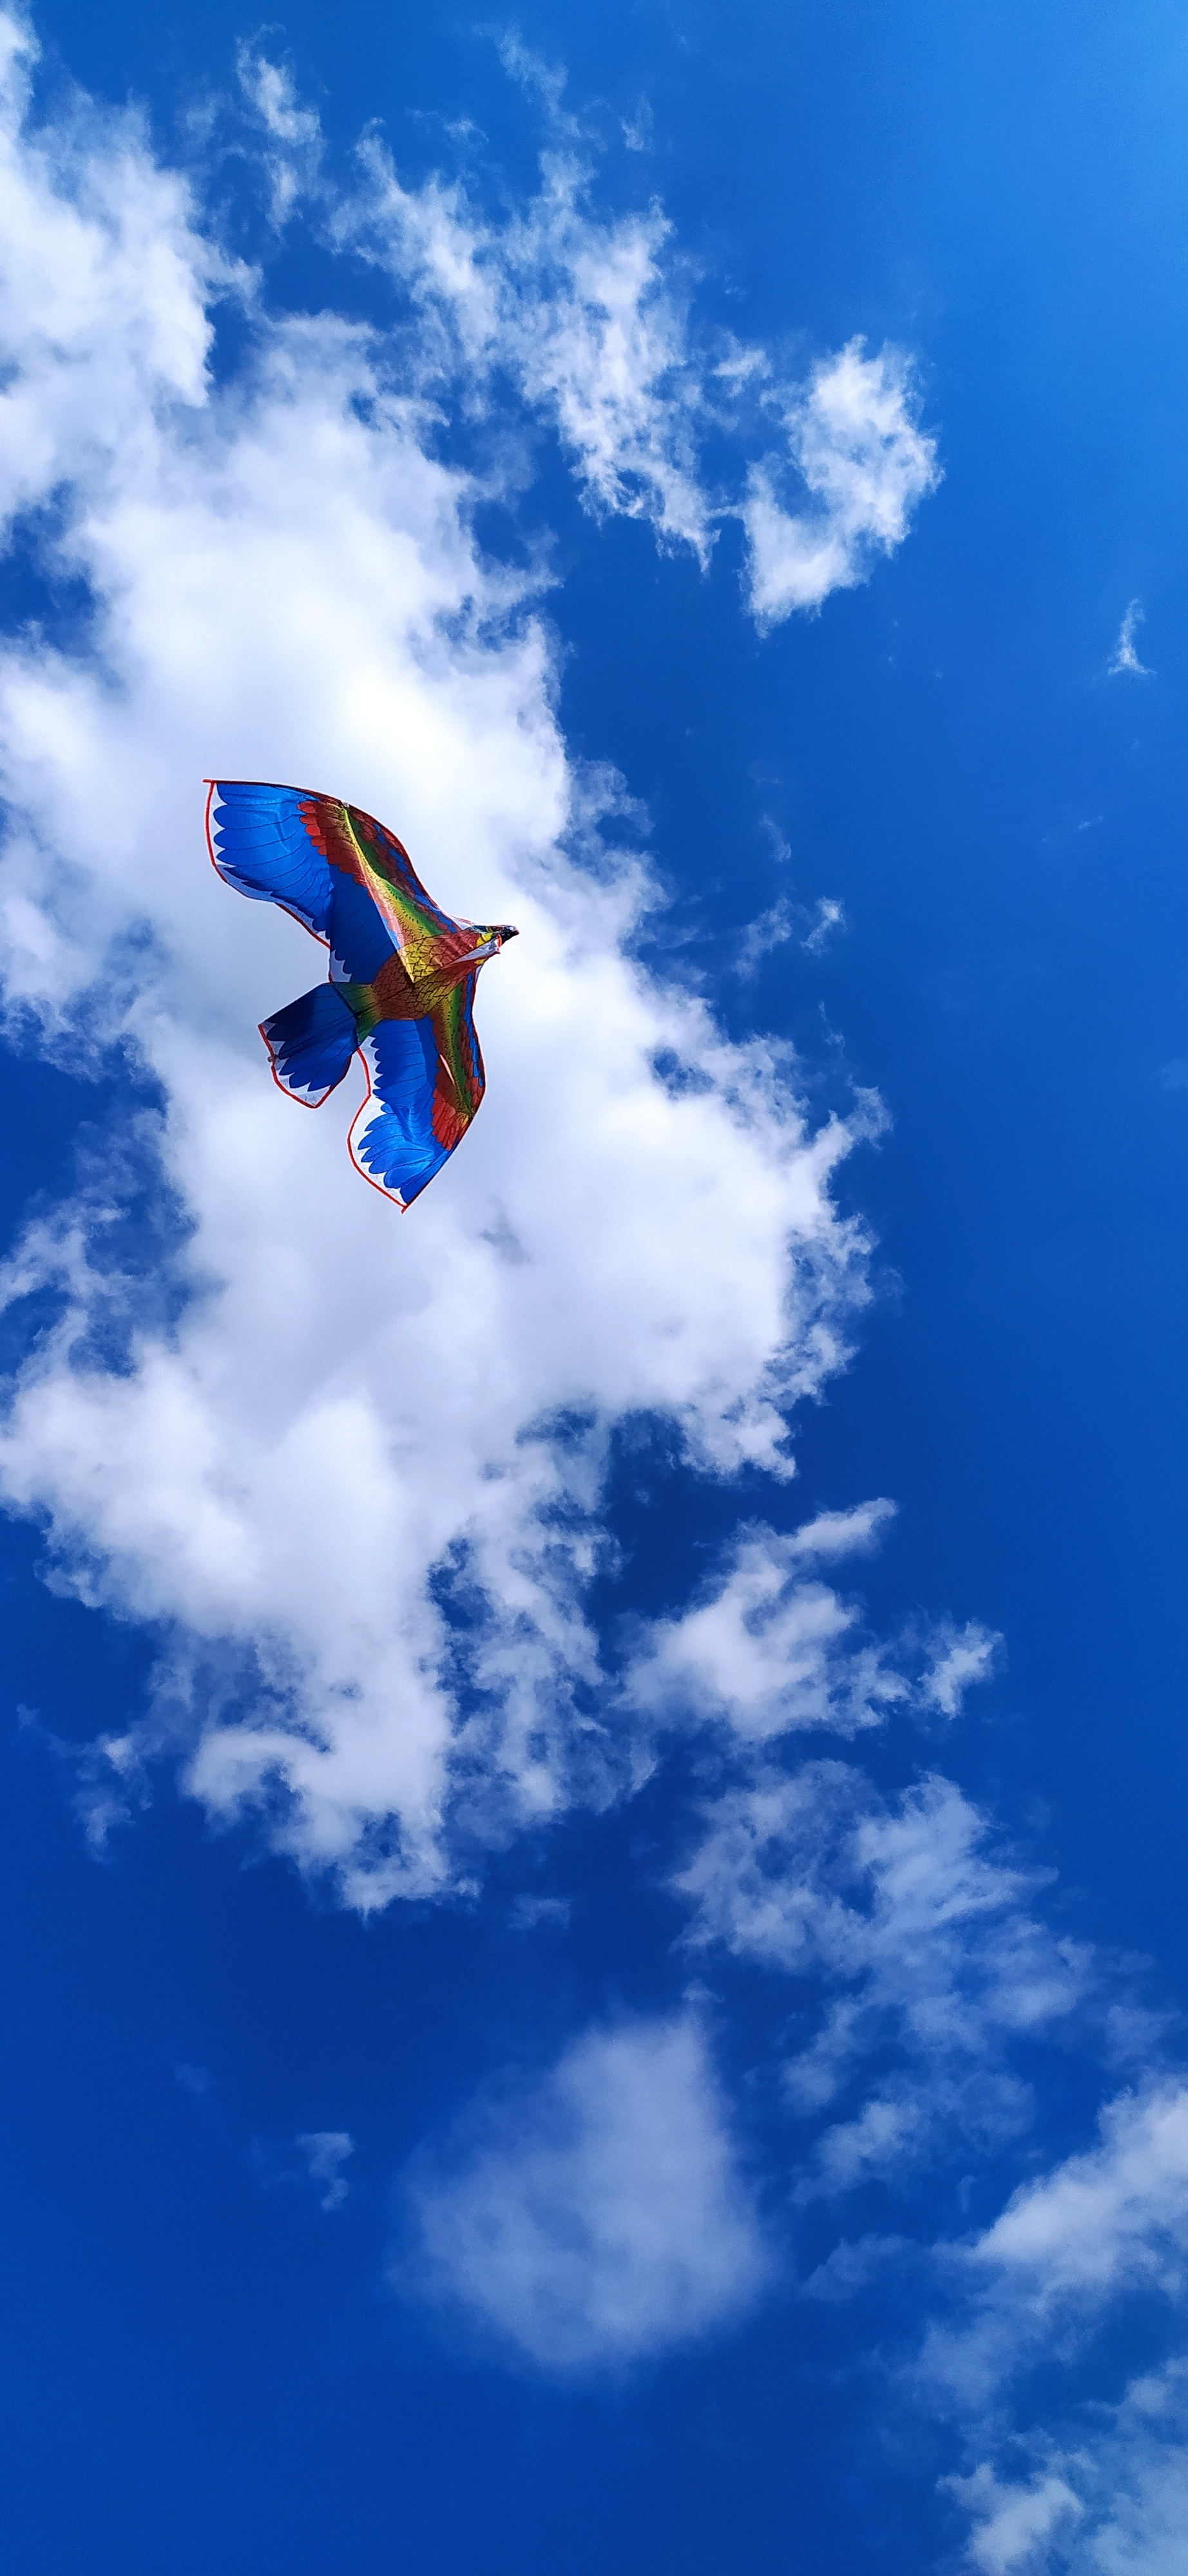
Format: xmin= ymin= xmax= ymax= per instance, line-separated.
xmin=206 ymin=780 xmax=517 ymax=1209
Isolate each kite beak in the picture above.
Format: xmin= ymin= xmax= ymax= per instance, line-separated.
xmin=500 ymin=925 xmax=519 ymax=945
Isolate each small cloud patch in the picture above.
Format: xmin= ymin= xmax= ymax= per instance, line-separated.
xmin=394 ymin=2015 xmax=769 ymax=2370
xmin=251 ymin=2129 xmax=355 ymax=2211
xmin=1109 ymin=600 xmax=1153 ymax=676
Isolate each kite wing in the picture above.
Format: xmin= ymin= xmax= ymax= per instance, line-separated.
xmin=206 ymin=780 xmax=336 ymax=938
xmin=349 ymin=978 xmax=486 ymax=1210
xmin=207 ymin=779 xmax=473 ymax=980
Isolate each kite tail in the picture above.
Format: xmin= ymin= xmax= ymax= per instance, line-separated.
xmin=260 ymin=983 xmax=359 ymax=1107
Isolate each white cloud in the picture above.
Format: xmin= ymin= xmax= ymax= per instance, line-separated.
xmin=233 ymin=48 xmax=937 ymax=603
xmin=675 ymin=1761 xmax=1087 ymax=2191
xmin=911 ymin=2092 xmax=1188 ymax=2570
xmin=1060 ymin=2366 xmax=1188 ymax=2575
xmin=945 ymin=2463 xmax=1084 ymax=2576
xmin=784 ymin=2044 xmax=1188 ymax=2576
xmin=0 ymin=17 xmax=879 ymax=1905
xmin=628 ymin=1530 xmax=892 ymax=1739
xmin=236 ymin=47 xmax=324 ymax=228
xmin=626 ymin=1508 xmax=995 ymax=1741
xmin=494 ymin=32 xmax=572 ymax=127
xmin=1107 ymin=600 xmax=1152 ymax=678
xmin=733 ymin=893 xmax=847 ymax=976
xmin=972 ymin=2085 xmax=1188 ymax=2305
xmin=396 ymin=2014 xmax=770 ymax=2368
xmin=250 ymin=2125 xmax=356 ymax=2208
xmin=802 ymin=896 xmax=846 ymax=955
xmin=0 ymin=16 xmax=234 ymax=542
xmin=742 ymin=340 xmax=941 ymax=626
xmin=294 ymin=2129 xmax=354 ymax=2211
xmin=622 ymin=100 xmax=654 ymax=155
xmin=926 ymin=1622 xmax=1002 ymax=1718
xmin=343 ymin=129 xmax=715 ymax=560
xmin=508 ymin=1892 xmax=571 ymax=1930
xmin=942 ymin=2369 xmax=1188 ymax=2575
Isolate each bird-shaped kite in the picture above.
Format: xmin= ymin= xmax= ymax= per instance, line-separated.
xmin=206 ymin=781 xmax=517 ymax=1209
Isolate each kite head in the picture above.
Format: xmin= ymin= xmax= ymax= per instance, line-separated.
xmin=470 ymin=923 xmax=519 ymax=960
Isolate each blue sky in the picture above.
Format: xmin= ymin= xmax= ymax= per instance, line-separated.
xmin=3 ymin=2 xmax=1188 ymax=2568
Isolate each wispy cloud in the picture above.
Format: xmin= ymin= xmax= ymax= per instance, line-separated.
xmin=674 ymin=1757 xmax=1084 ymax=2193
xmin=904 ymin=2083 xmax=1188 ymax=2567
xmin=1108 ymin=598 xmax=1153 ymax=676
xmin=943 ymin=2463 xmax=1084 ymax=2575
xmin=972 ymin=2083 xmax=1188 ymax=2309
xmin=174 ymin=2059 xmax=354 ymax=2208
xmin=626 ymin=1508 xmax=996 ymax=1741
xmin=621 ymin=99 xmax=653 ymax=154
xmin=802 ymin=896 xmax=846 ymax=954
xmin=232 ymin=44 xmax=939 ymax=609
xmin=236 ymin=45 xmax=323 ymax=225
xmin=741 ymin=341 xmax=941 ymax=627
xmin=292 ymin=2130 xmax=354 ymax=2211
xmin=937 ymin=2358 xmax=1188 ymax=2573
xmin=733 ymin=893 xmax=847 ymax=976
xmin=249 ymin=2128 xmax=356 ymax=2211
xmin=508 ymin=1892 xmax=571 ymax=1930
